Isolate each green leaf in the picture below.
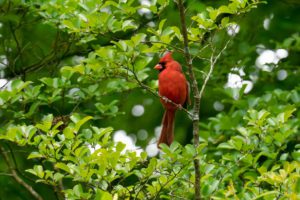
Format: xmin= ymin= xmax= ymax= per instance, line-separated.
xmin=208 ymin=8 xmax=218 ymax=20
xmin=122 ymin=20 xmax=137 ymax=31
xmin=26 ymin=102 xmax=41 ymax=117
xmin=28 ymin=152 xmax=44 ymax=159
xmin=251 ymin=191 xmax=279 ymax=200
xmin=197 ymin=142 xmax=208 ymax=152
xmin=158 ymin=19 xmax=167 ymax=34
xmin=55 ymin=163 xmax=71 ymax=174
xmin=185 ymin=144 xmax=196 ymax=156
xmin=221 ymin=17 xmax=229 ymax=27
xmin=40 ymin=78 xmax=62 ymax=88
xmin=63 ymin=127 xmax=75 ymax=139
xmin=95 ymin=189 xmax=113 ymax=200
xmin=60 ymin=66 xmax=75 ymax=79
xmin=257 ymin=110 xmax=270 ymax=124
xmin=11 ymin=79 xmax=31 ymax=91
xmin=171 ymin=26 xmax=182 ymax=40
xmin=237 ymin=127 xmax=249 ymax=136
xmin=32 ymin=165 xmax=44 ymax=178
xmin=230 ymin=136 xmax=244 ymax=150
xmin=36 ymin=114 xmax=53 ymax=132
xmin=131 ymin=33 xmax=146 ymax=46
xmin=116 ymin=142 xmax=126 ymax=152
xmin=74 ymin=116 xmax=93 ymax=133
xmin=73 ymin=184 xmax=83 ymax=197
xmin=292 ymin=151 xmax=300 ymax=162
xmin=53 ymin=173 xmax=64 ymax=182
xmin=134 ymin=56 xmax=153 ymax=71
xmin=217 ymin=142 xmax=234 ymax=149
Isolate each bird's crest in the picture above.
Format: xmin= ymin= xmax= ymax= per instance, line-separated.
xmin=159 ymin=51 xmax=173 ymax=63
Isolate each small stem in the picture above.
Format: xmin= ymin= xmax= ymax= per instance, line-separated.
xmin=177 ymin=0 xmax=201 ymax=199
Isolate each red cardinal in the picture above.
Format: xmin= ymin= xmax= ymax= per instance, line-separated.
xmin=154 ymin=52 xmax=189 ymax=148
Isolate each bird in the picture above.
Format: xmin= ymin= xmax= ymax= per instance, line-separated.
xmin=154 ymin=52 xmax=189 ymax=148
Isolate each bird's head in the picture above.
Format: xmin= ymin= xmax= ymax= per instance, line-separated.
xmin=154 ymin=52 xmax=173 ymax=72
xmin=154 ymin=52 xmax=182 ymax=72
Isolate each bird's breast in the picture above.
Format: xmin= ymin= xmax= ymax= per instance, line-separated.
xmin=158 ymin=70 xmax=187 ymax=109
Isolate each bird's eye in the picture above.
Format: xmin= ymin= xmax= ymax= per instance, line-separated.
xmin=159 ymin=61 xmax=166 ymax=67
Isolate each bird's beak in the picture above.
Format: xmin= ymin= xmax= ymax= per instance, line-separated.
xmin=154 ymin=64 xmax=162 ymax=71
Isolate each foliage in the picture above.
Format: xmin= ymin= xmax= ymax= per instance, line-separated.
xmin=0 ymin=0 xmax=299 ymax=199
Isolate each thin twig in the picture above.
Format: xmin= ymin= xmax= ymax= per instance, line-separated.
xmin=176 ymin=0 xmax=201 ymax=199
xmin=0 ymin=172 xmax=13 ymax=176
xmin=154 ymin=163 xmax=189 ymax=199
xmin=199 ymin=38 xmax=232 ymax=102
xmin=0 ymin=146 xmax=43 ymax=200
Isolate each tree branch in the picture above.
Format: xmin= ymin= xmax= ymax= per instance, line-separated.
xmin=176 ymin=0 xmax=201 ymax=199
xmin=199 ymin=38 xmax=232 ymax=102
xmin=0 ymin=146 xmax=43 ymax=200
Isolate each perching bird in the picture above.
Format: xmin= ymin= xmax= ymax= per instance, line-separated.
xmin=154 ymin=52 xmax=189 ymax=148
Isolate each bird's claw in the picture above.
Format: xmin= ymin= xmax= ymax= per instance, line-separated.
xmin=162 ymin=96 xmax=169 ymax=102
xmin=177 ymin=104 xmax=183 ymax=110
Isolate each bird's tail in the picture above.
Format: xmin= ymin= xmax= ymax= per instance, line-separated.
xmin=157 ymin=110 xmax=175 ymax=148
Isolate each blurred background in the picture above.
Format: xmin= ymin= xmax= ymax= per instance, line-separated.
xmin=0 ymin=0 xmax=300 ymax=199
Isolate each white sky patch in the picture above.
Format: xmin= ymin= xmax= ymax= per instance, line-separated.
xmin=225 ymin=73 xmax=253 ymax=95
xmin=100 ymin=7 xmax=111 ymax=14
xmin=0 ymin=79 xmax=8 ymax=88
xmin=226 ymin=73 xmax=243 ymax=88
xmin=72 ymin=56 xmax=85 ymax=64
xmin=138 ymin=0 xmax=151 ymax=16
xmin=263 ymin=14 xmax=273 ymax=30
xmin=255 ymin=49 xmax=289 ymax=71
xmin=277 ymin=69 xmax=288 ymax=81
xmin=113 ymin=130 xmax=143 ymax=156
xmin=276 ymin=49 xmax=288 ymax=59
xmin=78 ymin=13 xmax=88 ymax=23
xmin=227 ymin=24 xmax=240 ymax=36
xmin=231 ymin=67 xmax=245 ymax=76
xmin=68 ymin=88 xmax=81 ymax=100
xmin=0 ymin=55 xmax=8 ymax=69
xmin=146 ymin=138 xmax=159 ymax=157
xmin=5 ymin=80 xmax=12 ymax=91
xmin=0 ymin=70 xmax=4 ymax=78
xmin=263 ymin=18 xmax=271 ymax=30
xmin=132 ymin=104 xmax=145 ymax=117
xmin=239 ymin=68 xmax=245 ymax=76
xmin=255 ymin=50 xmax=278 ymax=72
xmin=89 ymin=144 xmax=101 ymax=154
xmin=213 ymin=101 xmax=224 ymax=111
xmin=257 ymin=50 xmax=278 ymax=64
xmin=147 ymin=21 xmax=155 ymax=27
xmin=242 ymin=80 xmax=253 ymax=94
xmin=113 ymin=130 xmax=134 ymax=150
